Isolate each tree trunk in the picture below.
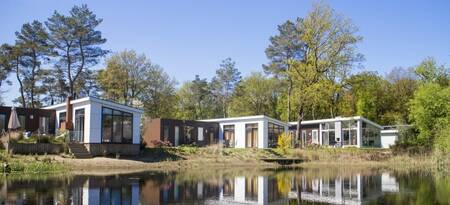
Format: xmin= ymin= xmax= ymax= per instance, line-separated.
xmin=287 ymin=78 xmax=293 ymax=121
xmin=66 ymin=47 xmax=73 ymax=98
xmin=30 ymin=51 xmax=37 ymax=108
xmin=295 ymin=102 xmax=305 ymax=149
xmin=15 ymin=58 xmax=26 ymax=108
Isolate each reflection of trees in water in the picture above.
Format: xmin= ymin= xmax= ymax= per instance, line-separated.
xmin=378 ymin=170 xmax=449 ymax=205
xmin=0 ymin=169 xmax=448 ymax=204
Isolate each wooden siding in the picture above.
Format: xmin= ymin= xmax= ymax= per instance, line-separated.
xmin=84 ymin=143 xmax=140 ymax=156
xmin=0 ymin=106 xmax=56 ymax=134
xmin=143 ymin=118 xmax=220 ymax=147
xmin=7 ymin=143 xmax=64 ymax=154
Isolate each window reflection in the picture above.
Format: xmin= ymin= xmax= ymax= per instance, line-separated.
xmin=102 ymin=107 xmax=133 ymax=143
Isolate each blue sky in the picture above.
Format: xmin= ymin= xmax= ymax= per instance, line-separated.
xmin=1 ymin=0 xmax=450 ymax=105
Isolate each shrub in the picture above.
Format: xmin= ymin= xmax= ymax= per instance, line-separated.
xmin=277 ymin=132 xmax=292 ymax=154
xmin=150 ymin=139 xmax=172 ymax=148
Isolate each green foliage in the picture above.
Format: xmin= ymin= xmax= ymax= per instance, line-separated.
xmin=9 ymin=160 xmax=64 ymax=173
xmin=176 ymin=75 xmax=216 ymax=119
xmin=98 ymin=50 xmax=177 ymax=118
xmin=287 ymin=2 xmax=362 ymax=134
xmin=409 ymin=83 xmax=450 ymax=147
xmin=415 ymin=57 xmax=449 ymax=86
xmin=276 ymin=132 xmax=292 ymax=154
xmin=46 ymin=4 xmax=108 ymax=97
xmin=210 ymin=58 xmax=241 ymax=118
xmin=229 ymin=72 xmax=281 ymax=118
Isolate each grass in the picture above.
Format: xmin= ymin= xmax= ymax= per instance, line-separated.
xmin=142 ymin=145 xmax=448 ymax=172
xmin=0 ymin=150 xmax=66 ymax=173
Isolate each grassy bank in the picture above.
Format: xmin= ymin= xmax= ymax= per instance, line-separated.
xmin=141 ymin=146 xmax=446 ymax=171
xmin=0 ymin=150 xmax=66 ymax=173
xmin=1 ymin=146 xmax=447 ymax=173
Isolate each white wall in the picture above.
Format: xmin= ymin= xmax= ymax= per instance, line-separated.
xmin=54 ymin=101 xmax=91 ymax=143
xmin=234 ymin=177 xmax=246 ymax=202
xmin=216 ymin=117 xmax=289 ymax=148
xmin=50 ymin=98 xmax=142 ymax=144
xmin=88 ymin=102 xmax=102 ymax=143
xmin=381 ymin=130 xmax=398 ymax=148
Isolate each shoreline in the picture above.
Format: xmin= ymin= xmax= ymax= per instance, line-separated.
xmin=3 ymin=147 xmax=446 ymax=174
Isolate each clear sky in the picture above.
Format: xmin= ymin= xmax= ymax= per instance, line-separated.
xmin=1 ymin=0 xmax=450 ymax=105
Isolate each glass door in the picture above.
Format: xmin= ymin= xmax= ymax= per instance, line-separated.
xmin=74 ymin=109 xmax=85 ymax=142
xmin=246 ymin=123 xmax=258 ymax=148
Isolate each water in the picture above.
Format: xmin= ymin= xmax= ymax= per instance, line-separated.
xmin=0 ymin=167 xmax=448 ymax=204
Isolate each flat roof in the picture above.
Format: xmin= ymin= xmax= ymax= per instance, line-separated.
xmin=43 ymin=96 xmax=144 ymax=114
xmin=289 ymin=116 xmax=382 ymax=129
xmin=201 ymin=115 xmax=290 ymax=126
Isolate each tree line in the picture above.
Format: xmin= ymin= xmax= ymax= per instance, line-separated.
xmin=0 ymin=3 xmax=448 ymax=151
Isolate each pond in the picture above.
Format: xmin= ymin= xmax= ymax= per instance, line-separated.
xmin=0 ymin=167 xmax=448 ymax=204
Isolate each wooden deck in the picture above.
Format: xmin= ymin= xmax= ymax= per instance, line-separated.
xmin=260 ymin=158 xmax=304 ymax=165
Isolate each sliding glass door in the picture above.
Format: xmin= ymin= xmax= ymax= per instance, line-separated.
xmin=73 ymin=109 xmax=85 ymax=142
xmin=245 ymin=123 xmax=258 ymax=148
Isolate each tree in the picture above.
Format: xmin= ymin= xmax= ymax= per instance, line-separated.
xmin=15 ymin=20 xmax=51 ymax=108
xmin=97 ymin=59 xmax=128 ymax=102
xmin=341 ymin=72 xmax=390 ymax=123
xmin=229 ymin=72 xmax=281 ymax=118
xmin=0 ymin=44 xmax=28 ymax=107
xmin=75 ymin=69 xmax=99 ymax=97
xmin=415 ymin=57 xmax=449 ymax=86
xmin=264 ymin=18 xmax=305 ymax=121
xmin=288 ymin=3 xmax=362 ymax=148
xmin=0 ymin=44 xmax=14 ymax=104
xmin=385 ymin=67 xmax=418 ymax=124
xmin=409 ymin=83 xmax=450 ymax=148
xmin=141 ymin=67 xmax=177 ymax=118
xmin=210 ymin=58 xmax=241 ymax=117
xmin=176 ymin=75 xmax=214 ymax=120
xmin=46 ymin=4 xmax=108 ymax=98
xmin=98 ymin=50 xmax=157 ymax=106
xmin=277 ymin=132 xmax=292 ymax=154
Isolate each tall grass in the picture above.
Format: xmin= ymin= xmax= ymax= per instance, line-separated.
xmin=0 ymin=150 xmax=66 ymax=173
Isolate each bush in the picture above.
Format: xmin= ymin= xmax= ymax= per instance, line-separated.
xmin=150 ymin=139 xmax=172 ymax=148
xmin=277 ymin=132 xmax=292 ymax=154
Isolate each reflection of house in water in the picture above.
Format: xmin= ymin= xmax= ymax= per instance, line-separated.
xmin=141 ymin=176 xmax=288 ymax=205
xmin=0 ymin=175 xmax=140 ymax=205
xmin=288 ymin=173 xmax=399 ymax=205
xmin=81 ymin=176 xmax=140 ymax=204
xmin=0 ymin=172 xmax=400 ymax=205
xmin=140 ymin=173 xmax=400 ymax=204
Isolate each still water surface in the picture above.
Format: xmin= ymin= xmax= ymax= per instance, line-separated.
xmin=0 ymin=167 xmax=448 ymax=204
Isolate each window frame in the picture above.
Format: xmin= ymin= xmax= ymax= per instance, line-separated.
xmin=101 ymin=106 xmax=134 ymax=144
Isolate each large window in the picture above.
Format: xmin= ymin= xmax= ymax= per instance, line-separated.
xmin=184 ymin=126 xmax=195 ymax=144
xmin=0 ymin=114 xmax=5 ymax=132
xmin=362 ymin=122 xmax=381 ymax=147
xmin=198 ymin=127 xmax=204 ymax=141
xmin=223 ymin=125 xmax=235 ymax=148
xmin=245 ymin=123 xmax=258 ymax=148
xmin=342 ymin=120 xmax=358 ymax=146
xmin=206 ymin=127 xmax=217 ymax=144
xmin=19 ymin=115 xmax=26 ymax=130
xmin=245 ymin=177 xmax=258 ymax=201
xmin=74 ymin=109 xmax=85 ymax=142
xmin=102 ymin=107 xmax=133 ymax=144
xmin=39 ymin=116 xmax=51 ymax=134
xmin=321 ymin=122 xmax=336 ymax=146
xmin=59 ymin=112 xmax=66 ymax=128
xmin=268 ymin=123 xmax=284 ymax=148
xmin=163 ymin=125 xmax=170 ymax=142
